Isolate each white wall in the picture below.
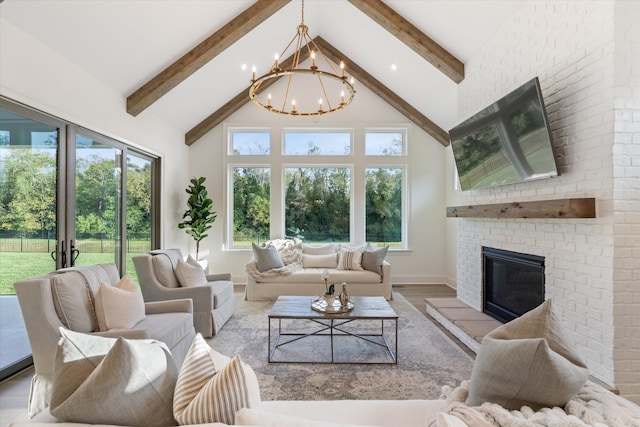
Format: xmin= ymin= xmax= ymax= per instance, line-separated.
xmin=446 ymin=0 xmax=639 ymax=403
xmin=0 ymin=19 xmax=191 ymax=251
xmin=189 ymin=77 xmax=451 ymax=285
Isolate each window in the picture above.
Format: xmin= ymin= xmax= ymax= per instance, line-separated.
xmin=284 ymin=130 xmax=351 ymax=155
xmin=226 ymin=126 xmax=407 ymax=249
xmin=365 ymin=167 xmax=403 ymax=246
xmin=230 ymin=130 xmax=270 ymax=155
xmin=365 ymin=130 xmax=405 ymax=156
xmin=285 ymin=167 xmax=351 ymax=241
xmin=232 ymin=167 xmax=270 ymax=248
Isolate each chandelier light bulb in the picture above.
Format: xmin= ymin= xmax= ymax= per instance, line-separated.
xmin=291 ymin=99 xmax=297 ymax=113
xmin=252 ymin=65 xmax=256 ymax=81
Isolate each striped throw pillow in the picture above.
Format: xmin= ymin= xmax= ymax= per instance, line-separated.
xmin=173 ymin=334 xmax=260 ymax=425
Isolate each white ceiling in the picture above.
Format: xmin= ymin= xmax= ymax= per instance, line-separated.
xmin=0 ymin=0 xmax=524 ymax=137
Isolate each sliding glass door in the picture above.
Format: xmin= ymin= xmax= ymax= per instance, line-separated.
xmin=0 ymin=97 xmax=159 ymax=380
xmin=0 ymin=103 xmax=62 ymax=379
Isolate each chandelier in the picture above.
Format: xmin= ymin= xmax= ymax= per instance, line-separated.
xmin=249 ymin=0 xmax=356 ymax=116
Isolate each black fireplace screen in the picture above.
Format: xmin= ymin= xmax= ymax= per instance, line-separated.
xmin=482 ymin=247 xmax=545 ymax=323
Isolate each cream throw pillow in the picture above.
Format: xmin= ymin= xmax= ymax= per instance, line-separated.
xmin=51 ymin=271 xmax=98 ymax=333
xmin=50 ymin=328 xmax=177 ymax=427
xmin=175 ymin=258 xmax=207 ymax=287
xmin=337 ymin=247 xmax=364 ymax=270
xmin=94 ymin=274 xmax=145 ymax=331
xmin=173 ymin=334 xmax=261 ymax=425
xmin=467 ymin=299 xmax=588 ymax=410
xmin=302 ymin=253 xmax=338 ymax=268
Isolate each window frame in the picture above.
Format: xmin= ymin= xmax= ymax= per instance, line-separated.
xmin=224 ymin=124 xmax=409 ymax=250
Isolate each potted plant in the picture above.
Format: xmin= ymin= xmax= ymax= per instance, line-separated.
xmin=178 ymin=176 xmax=217 ymax=261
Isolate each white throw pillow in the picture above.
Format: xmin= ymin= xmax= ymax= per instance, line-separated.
xmin=302 ymin=253 xmax=338 ymax=268
xmin=173 ymin=334 xmax=261 ymax=425
xmin=302 ymin=243 xmax=338 ymax=255
xmin=336 ymin=247 xmax=364 ymax=271
xmin=175 ymin=258 xmax=207 ymax=287
xmin=94 ymin=274 xmax=145 ymax=331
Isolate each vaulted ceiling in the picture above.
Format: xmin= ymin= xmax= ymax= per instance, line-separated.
xmin=0 ymin=0 xmax=524 ymax=146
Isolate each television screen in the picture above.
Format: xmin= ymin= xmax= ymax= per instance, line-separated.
xmin=449 ymin=77 xmax=559 ymax=191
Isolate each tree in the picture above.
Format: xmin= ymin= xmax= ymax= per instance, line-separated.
xmin=178 ymin=177 xmax=217 ymax=260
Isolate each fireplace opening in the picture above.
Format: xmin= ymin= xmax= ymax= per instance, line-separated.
xmin=482 ymin=247 xmax=545 ymax=323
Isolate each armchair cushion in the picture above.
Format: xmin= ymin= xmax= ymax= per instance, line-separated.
xmin=94 ymin=274 xmax=145 ymax=331
xmin=151 ymin=250 xmax=182 ymax=288
xmin=51 ymin=272 xmax=98 ymax=333
xmin=175 ymin=258 xmax=207 ymax=287
xmin=50 ymin=328 xmax=177 ymax=427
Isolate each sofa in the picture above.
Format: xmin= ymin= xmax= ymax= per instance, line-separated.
xmin=9 ymin=300 xmax=640 ymax=427
xmin=13 ymin=264 xmax=196 ymax=419
xmin=245 ymin=239 xmax=392 ymax=301
xmin=133 ymin=249 xmax=235 ymax=337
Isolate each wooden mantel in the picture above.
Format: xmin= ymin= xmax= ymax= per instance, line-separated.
xmin=446 ymin=198 xmax=596 ymax=219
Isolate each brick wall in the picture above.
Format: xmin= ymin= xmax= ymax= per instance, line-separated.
xmin=452 ymin=1 xmax=639 ymax=402
xmin=612 ymin=0 xmax=640 ymax=403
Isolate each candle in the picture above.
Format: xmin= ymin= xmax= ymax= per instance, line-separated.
xmin=340 ymin=61 xmax=345 ymax=77
xmin=292 ymin=100 xmax=297 ymax=113
xmin=340 ymin=91 xmax=345 ymax=104
xmin=267 ymin=93 xmax=272 ymax=108
xmin=274 ymin=52 xmax=279 ymax=68
xmin=318 ymin=98 xmax=323 ymax=111
xmin=311 ymin=51 xmax=316 ymax=67
xmin=252 ymin=65 xmax=256 ymax=81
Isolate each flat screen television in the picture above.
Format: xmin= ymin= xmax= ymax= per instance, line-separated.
xmin=449 ymin=77 xmax=559 ymax=191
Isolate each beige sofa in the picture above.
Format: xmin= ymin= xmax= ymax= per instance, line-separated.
xmin=133 ymin=249 xmax=235 ymax=337
xmin=13 ymin=264 xmax=196 ymax=418
xmin=245 ymin=241 xmax=392 ymax=301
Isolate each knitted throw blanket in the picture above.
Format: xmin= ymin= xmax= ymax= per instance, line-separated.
xmin=245 ymin=238 xmax=303 ymax=279
xmin=426 ymin=380 xmax=640 ymax=427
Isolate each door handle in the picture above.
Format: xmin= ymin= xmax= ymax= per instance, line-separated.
xmin=70 ymin=240 xmax=80 ymax=267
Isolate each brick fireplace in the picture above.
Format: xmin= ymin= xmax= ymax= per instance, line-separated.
xmin=447 ymin=1 xmax=639 ymax=403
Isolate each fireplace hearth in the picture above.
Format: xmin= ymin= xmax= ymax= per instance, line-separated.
xmin=482 ymin=247 xmax=545 ymax=323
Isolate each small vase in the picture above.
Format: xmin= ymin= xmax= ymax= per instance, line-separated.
xmin=339 ymin=282 xmax=350 ymax=306
xmin=323 ymin=294 xmax=337 ymax=308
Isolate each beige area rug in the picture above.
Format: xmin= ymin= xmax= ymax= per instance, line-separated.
xmin=207 ymin=292 xmax=474 ymax=401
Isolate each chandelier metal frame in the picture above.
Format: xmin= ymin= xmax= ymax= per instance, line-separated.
xmin=249 ymin=0 xmax=356 ymax=116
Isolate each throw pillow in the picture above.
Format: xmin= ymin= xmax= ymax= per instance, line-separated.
xmin=302 ymin=253 xmax=338 ymax=269
xmin=50 ymin=328 xmax=177 ymax=427
xmin=467 ymin=299 xmax=588 ymax=410
xmin=336 ymin=247 xmax=364 ymax=271
xmin=302 ymin=243 xmax=338 ymax=255
xmin=252 ymin=242 xmax=285 ymax=272
xmin=94 ymin=274 xmax=145 ymax=331
xmin=51 ymin=271 xmax=98 ymax=333
xmin=175 ymin=258 xmax=207 ymax=287
xmin=173 ymin=333 xmax=261 ymax=425
xmin=361 ymin=245 xmax=389 ymax=275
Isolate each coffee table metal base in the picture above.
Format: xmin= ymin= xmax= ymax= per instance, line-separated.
xmin=268 ymin=316 xmax=398 ymax=364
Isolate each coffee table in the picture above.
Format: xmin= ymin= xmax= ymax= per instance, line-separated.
xmin=267 ymin=295 xmax=398 ymax=364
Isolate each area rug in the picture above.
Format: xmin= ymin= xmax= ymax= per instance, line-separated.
xmin=207 ymin=292 xmax=474 ymax=401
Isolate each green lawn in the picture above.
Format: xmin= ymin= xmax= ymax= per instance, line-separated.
xmin=0 ymin=252 xmax=143 ymax=295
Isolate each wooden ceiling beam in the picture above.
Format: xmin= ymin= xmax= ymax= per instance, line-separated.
xmin=316 ymin=37 xmax=449 ymax=146
xmin=186 ymin=37 xmax=449 ymax=147
xmin=347 ymin=0 xmax=464 ymax=84
xmin=185 ymin=45 xmax=311 ymax=146
xmin=126 ymin=0 xmax=291 ymax=117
